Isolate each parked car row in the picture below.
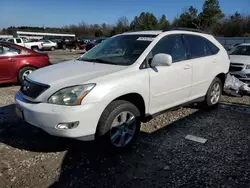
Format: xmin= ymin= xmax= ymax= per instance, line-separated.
xmin=3 ymin=36 xmax=108 ymax=51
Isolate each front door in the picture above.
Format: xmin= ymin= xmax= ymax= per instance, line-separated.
xmin=148 ymin=34 xmax=192 ymax=114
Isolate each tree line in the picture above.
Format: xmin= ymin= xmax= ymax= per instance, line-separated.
xmin=1 ymin=0 xmax=250 ymax=37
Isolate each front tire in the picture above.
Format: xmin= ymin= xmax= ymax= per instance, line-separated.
xmin=50 ymin=46 xmax=55 ymax=51
xmin=204 ymin=77 xmax=222 ymax=108
xmin=18 ymin=67 xmax=36 ymax=84
xmin=96 ymin=100 xmax=141 ymax=150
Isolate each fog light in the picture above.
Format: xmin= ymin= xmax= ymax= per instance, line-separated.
xmin=56 ymin=121 xmax=79 ymax=129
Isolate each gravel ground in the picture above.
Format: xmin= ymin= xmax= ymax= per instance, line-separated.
xmin=47 ymin=49 xmax=83 ymax=64
xmin=0 ymin=51 xmax=250 ymax=188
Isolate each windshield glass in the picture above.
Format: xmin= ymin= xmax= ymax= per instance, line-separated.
xmin=230 ymin=45 xmax=250 ymax=56
xmin=79 ymin=35 xmax=156 ymax=66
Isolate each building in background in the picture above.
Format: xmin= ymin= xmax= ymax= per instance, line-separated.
xmin=14 ymin=31 xmax=76 ymax=40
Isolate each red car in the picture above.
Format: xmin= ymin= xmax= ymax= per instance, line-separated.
xmin=0 ymin=42 xmax=51 ymax=84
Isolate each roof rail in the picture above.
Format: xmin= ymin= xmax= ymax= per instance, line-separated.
xmin=123 ymin=29 xmax=162 ymax=33
xmin=163 ymin=27 xmax=207 ymax=34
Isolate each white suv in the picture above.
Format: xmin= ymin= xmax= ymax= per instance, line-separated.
xmin=15 ymin=29 xmax=230 ymax=149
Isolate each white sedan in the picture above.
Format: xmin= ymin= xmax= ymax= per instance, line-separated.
xmin=41 ymin=40 xmax=57 ymax=51
xmin=229 ymin=44 xmax=250 ymax=84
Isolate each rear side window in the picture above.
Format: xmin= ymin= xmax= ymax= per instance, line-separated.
xmin=0 ymin=45 xmax=21 ymax=56
xmin=151 ymin=34 xmax=187 ymax=62
xmin=184 ymin=35 xmax=213 ymax=58
xmin=205 ymin=39 xmax=220 ymax=54
xmin=42 ymin=40 xmax=50 ymax=44
xmin=16 ymin=39 xmax=22 ymax=43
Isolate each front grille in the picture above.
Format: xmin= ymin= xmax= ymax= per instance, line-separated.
xmin=231 ymin=62 xmax=244 ymax=66
xmin=229 ymin=66 xmax=243 ymax=72
xmin=21 ymin=79 xmax=50 ymax=99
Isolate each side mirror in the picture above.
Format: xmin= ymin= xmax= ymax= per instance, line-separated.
xmin=151 ymin=53 xmax=172 ymax=67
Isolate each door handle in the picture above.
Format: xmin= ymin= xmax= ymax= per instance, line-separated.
xmin=184 ymin=64 xmax=191 ymax=70
xmin=8 ymin=58 xmax=15 ymax=62
xmin=212 ymin=59 xmax=216 ymax=63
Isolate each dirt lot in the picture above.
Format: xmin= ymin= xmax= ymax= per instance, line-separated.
xmin=0 ymin=51 xmax=250 ymax=188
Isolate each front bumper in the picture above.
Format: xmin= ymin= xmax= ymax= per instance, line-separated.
xmin=15 ymin=91 xmax=107 ymax=141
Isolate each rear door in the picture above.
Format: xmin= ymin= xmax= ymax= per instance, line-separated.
xmin=0 ymin=44 xmax=20 ymax=81
xmin=183 ymin=34 xmax=215 ymax=100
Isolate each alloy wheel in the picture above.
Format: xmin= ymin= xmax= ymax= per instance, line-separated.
xmin=210 ymin=83 xmax=221 ymax=104
xmin=110 ymin=111 xmax=137 ymax=147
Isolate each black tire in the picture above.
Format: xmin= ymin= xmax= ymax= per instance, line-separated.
xmin=18 ymin=67 xmax=36 ymax=84
xmin=50 ymin=46 xmax=55 ymax=51
xmin=96 ymin=100 xmax=141 ymax=150
xmin=31 ymin=46 xmax=39 ymax=51
xmin=203 ymin=77 xmax=222 ymax=108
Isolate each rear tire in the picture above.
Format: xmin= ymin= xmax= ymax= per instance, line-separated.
xmin=203 ymin=77 xmax=222 ymax=108
xmin=96 ymin=100 xmax=141 ymax=150
xmin=18 ymin=67 xmax=36 ymax=84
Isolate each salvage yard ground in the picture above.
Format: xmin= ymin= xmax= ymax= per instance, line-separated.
xmin=0 ymin=50 xmax=250 ymax=188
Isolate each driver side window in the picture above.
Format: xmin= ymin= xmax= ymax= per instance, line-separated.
xmin=151 ymin=34 xmax=187 ymax=63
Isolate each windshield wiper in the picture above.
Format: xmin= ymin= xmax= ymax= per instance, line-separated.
xmin=81 ymin=58 xmax=118 ymax=65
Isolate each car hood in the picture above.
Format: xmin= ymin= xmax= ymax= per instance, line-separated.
xmin=27 ymin=60 xmax=126 ymax=87
xmin=230 ymin=55 xmax=250 ymax=64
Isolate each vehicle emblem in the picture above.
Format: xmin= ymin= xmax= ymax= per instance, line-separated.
xmin=23 ymin=81 xmax=30 ymax=91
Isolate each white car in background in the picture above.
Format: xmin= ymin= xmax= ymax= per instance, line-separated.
xmin=7 ymin=38 xmax=43 ymax=51
xmin=40 ymin=40 xmax=57 ymax=51
xmin=229 ymin=44 xmax=250 ymax=84
xmin=15 ymin=28 xmax=229 ymax=150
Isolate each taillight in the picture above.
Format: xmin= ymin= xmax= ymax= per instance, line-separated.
xmin=43 ymin=54 xmax=49 ymax=60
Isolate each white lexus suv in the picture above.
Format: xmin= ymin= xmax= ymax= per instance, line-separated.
xmin=15 ymin=28 xmax=230 ymax=149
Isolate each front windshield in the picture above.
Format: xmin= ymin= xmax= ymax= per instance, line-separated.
xmin=79 ymin=35 xmax=156 ymax=66
xmin=95 ymin=39 xmax=104 ymax=44
xmin=230 ymin=45 xmax=250 ymax=56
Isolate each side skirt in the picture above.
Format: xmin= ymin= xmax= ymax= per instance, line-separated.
xmin=142 ymin=96 xmax=205 ymax=123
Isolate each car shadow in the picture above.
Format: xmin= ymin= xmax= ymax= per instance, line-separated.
xmin=0 ymin=83 xmax=19 ymax=88
xmin=0 ymin=104 xmax=67 ymax=152
xmin=1 ymin=103 xmax=250 ymax=187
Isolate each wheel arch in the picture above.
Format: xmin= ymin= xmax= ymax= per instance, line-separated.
xmin=215 ymin=73 xmax=226 ymax=86
xmin=95 ymin=92 xmax=147 ymax=134
xmin=111 ymin=93 xmax=146 ymax=118
xmin=17 ymin=65 xmax=37 ymax=83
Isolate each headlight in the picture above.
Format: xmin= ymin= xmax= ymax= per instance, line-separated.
xmin=246 ymin=65 xmax=250 ymax=69
xmin=48 ymin=84 xmax=95 ymax=106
